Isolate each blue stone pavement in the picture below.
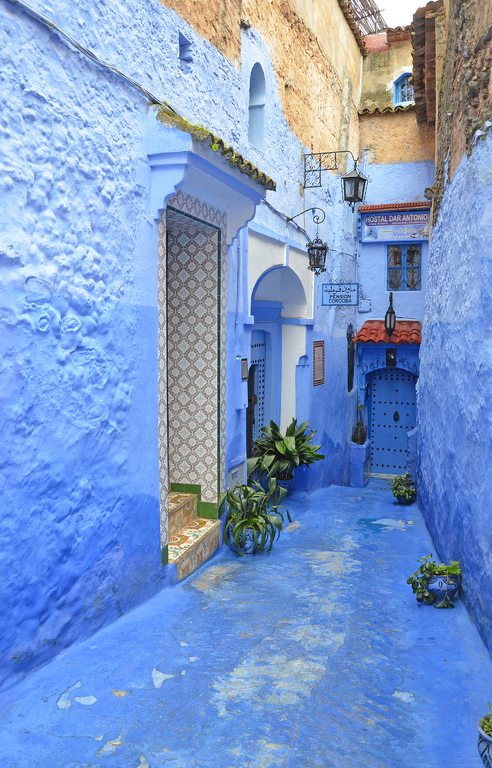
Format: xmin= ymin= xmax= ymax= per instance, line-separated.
xmin=1 ymin=479 xmax=491 ymax=767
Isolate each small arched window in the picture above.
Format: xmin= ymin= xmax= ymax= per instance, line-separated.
xmin=393 ymin=73 xmax=414 ymax=106
xmin=248 ymin=63 xmax=266 ymax=150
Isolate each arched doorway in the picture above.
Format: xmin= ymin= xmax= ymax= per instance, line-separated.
xmin=368 ymin=367 xmax=417 ymax=474
xmin=250 ymin=265 xmax=309 ymax=434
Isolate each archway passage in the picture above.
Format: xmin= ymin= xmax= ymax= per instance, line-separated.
xmin=368 ymin=367 xmax=417 ymax=474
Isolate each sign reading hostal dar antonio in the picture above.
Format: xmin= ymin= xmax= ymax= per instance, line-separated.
xmin=362 ymin=210 xmax=430 ymax=242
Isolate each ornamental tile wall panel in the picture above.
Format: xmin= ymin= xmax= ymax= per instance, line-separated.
xmin=158 ymin=191 xmax=227 ymax=525
xmin=157 ymin=213 xmax=169 ymax=547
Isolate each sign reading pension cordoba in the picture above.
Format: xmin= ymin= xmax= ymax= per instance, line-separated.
xmin=322 ymin=283 xmax=359 ymax=306
xmin=362 ymin=210 xmax=430 ymax=242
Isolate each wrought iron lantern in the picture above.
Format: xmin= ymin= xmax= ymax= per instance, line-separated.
xmin=385 ymin=292 xmax=396 ymax=338
xmin=341 ymin=165 xmax=368 ymax=210
xmin=303 ymin=151 xmax=369 ymax=212
xmin=286 ymin=208 xmax=328 ymax=276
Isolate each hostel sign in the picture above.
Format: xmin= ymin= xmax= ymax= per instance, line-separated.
xmin=362 ymin=210 xmax=430 ymax=242
xmin=322 ymin=283 xmax=359 ymax=306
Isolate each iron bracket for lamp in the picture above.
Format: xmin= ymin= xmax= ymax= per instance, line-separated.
xmin=304 ymin=150 xmax=358 ymax=188
xmin=303 ymin=150 xmax=359 ymax=189
xmin=286 ymin=207 xmax=326 ymax=225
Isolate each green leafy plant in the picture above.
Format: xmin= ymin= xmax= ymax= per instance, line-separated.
xmin=218 ymin=478 xmax=291 ymax=556
xmin=480 ymin=703 xmax=492 ymax=737
xmin=388 ymin=471 xmax=417 ymax=501
xmin=407 ymin=554 xmax=461 ymax=609
xmin=248 ymin=419 xmax=325 ymax=481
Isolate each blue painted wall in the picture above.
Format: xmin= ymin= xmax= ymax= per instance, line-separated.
xmin=2 ymin=0 xmax=361 ymax=687
xmin=418 ymin=128 xmax=492 ymax=655
xmin=355 ymin=160 xmax=433 ymax=441
xmin=0 ymin=0 xmax=197 ymax=689
xmin=363 ymin=161 xmax=435 ymax=207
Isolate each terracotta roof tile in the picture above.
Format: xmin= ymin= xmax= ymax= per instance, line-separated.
xmin=354 ymin=319 xmax=422 ymax=345
xmin=358 ymin=103 xmax=415 ymax=116
xmin=359 ymin=202 xmax=430 ymax=212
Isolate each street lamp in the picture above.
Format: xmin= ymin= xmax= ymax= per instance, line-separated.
xmin=286 ymin=208 xmax=328 ymax=276
xmin=303 ymin=151 xmax=369 ymax=210
xmin=341 ymin=165 xmax=369 ymax=211
xmin=385 ymin=292 xmax=396 ymax=338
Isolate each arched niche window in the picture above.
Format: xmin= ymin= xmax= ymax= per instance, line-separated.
xmin=393 ymin=72 xmax=414 ymax=106
xmin=248 ymin=63 xmax=266 ymax=150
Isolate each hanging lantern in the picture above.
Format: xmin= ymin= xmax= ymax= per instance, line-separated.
xmin=286 ymin=207 xmax=328 ymax=276
xmin=307 ymin=236 xmax=328 ymax=275
xmin=385 ymin=292 xmax=396 ymax=338
xmin=341 ymin=165 xmax=368 ymax=209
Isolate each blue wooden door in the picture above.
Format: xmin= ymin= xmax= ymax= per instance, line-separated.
xmin=369 ymin=368 xmax=417 ymax=474
xmin=249 ymin=331 xmax=266 ymax=444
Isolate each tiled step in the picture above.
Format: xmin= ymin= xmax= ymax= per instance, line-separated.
xmin=168 ymin=492 xmax=197 ymax=539
xmin=168 ymin=519 xmax=221 ymax=581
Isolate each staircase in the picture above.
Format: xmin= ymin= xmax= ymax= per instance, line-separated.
xmin=168 ymin=492 xmax=221 ymax=580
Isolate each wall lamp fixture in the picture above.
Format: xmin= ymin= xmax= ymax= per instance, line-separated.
xmin=303 ymin=150 xmax=368 ymax=210
xmin=385 ymin=291 xmax=396 ymax=338
xmin=286 ymin=207 xmax=328 ymax=276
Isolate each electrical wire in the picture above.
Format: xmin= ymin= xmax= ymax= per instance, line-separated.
xmin=5 ymin=0 xmax=178 ymax=113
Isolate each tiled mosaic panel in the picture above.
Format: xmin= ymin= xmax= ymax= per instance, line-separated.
xmin=157 ymin=213 xmax=169 ymax=547
xmin=168 ymin=192 xmax=227 ymax=497
xmin=157 ymin=192 xmax=227 ymax=547
xmin=168 ymin=492 xmax=197 ymax=537
xmin=165 ymin=192 xmax=227 ymax=506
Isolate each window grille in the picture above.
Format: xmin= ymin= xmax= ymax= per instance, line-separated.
xmin=394 ymin=74 xmax=414 ymax=105
xmin=387 ymin=244 xmax=421 ymax=291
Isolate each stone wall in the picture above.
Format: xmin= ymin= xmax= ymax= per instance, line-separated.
xmin=433 ymin=0 xmax=492 ymax=221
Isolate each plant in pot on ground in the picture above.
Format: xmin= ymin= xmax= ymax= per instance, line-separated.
xmin=407 ymin=554 xmax=461 ymax=609
xmin=478 ymin=702 xmax=492 ymax=766
xmin=389 ymin=471 xmax=417 ymax=504
xmin=249 ymin=418 xmax=325 ymax=481
xmin=218 ymin=478 xmax=291 ymax=556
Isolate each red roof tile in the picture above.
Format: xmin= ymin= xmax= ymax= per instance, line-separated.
xmin=354 ymin=320 xmax=422 ymax=345
xmin=358 ymin=104 xmax=415 ymax=116
xmin=359 ymin=202 xmax=430 ymax=212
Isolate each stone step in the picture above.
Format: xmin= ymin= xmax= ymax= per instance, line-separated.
xmin=168 ymin=519 xmax=221 ymax=581
xmin=168 ymin=492 xmax=197 ymax=539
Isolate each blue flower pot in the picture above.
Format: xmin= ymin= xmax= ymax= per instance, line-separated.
xmin=227 ymin=525 xmax=263 ymax=555
xmin=478 ymin=722 xmax=492 ymax=767
xmin=396 ymin=494 xmax=416 ymax=505
xmin=426 ymin=574 xmax=461 ymax=604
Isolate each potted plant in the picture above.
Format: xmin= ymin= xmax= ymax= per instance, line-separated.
xmin=351 ymin=402 xmax=367 ymax=445
xmin=248 ymin=419 xmax=325 ymax=487
xmin=218 ymin=478 xmax=291 ymax=556
xmin=389 ymin=471 xmax=417 ymax=504
xmin=407 ymin=554 xmax=461 ymax=609
xmin=478 ymin=702 xmax=492 ymax=766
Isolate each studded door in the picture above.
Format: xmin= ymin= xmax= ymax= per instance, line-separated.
xmin=250 ymin=332 xmax=266 ymax=444
xmin=369 ymin=368 xmax=417 ymax=474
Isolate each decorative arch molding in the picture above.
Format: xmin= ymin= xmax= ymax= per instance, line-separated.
xmin=147 ymin=116 xmax=264 ymax=245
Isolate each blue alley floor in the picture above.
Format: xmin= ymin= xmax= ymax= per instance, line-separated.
xmin=1 ymin=479 xmax=491 ymax=768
